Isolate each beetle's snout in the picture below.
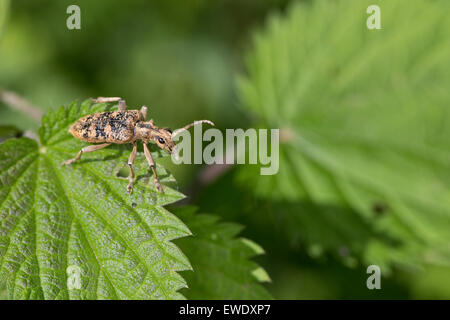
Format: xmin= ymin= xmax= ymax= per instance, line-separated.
xmin=166 ymin=141 xmax=176 ymax=154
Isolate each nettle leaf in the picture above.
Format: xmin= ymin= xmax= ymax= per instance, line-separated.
xmin=237 ymin=0 xmax=450 ymax=270
xmin=0 ymin=100 xmax=192 ymax=299
xmin=173 ymin=206 xmax=272 ymax=299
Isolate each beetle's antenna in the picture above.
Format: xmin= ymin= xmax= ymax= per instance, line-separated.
xmin=172 ymin=120 xmax=215 ymax=138
xmin=90 ymin=97 xmax=122 ymax=103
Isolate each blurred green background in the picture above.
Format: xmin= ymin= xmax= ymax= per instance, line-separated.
xmin=1 ymin=0 xmax=449 ymax=299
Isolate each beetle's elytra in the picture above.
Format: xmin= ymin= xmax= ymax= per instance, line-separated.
xmin=63 ymin=97 xmax=214 ymax=194
xmin=70 ymin=110 xmax=141 ymax=144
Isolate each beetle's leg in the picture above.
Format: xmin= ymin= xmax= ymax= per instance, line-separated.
xmin=62 ymin=143 xmax=111 ymax=165
xmin=91 ymin=97 xmax=127 ymax=111
xmin=143 ymin=143 xmax=162 ymax=193
xmin=127 ymin=142 xmax=137 ymax=194
xmin=118 ymin=99 xmax=127 ymax=112
xmin=139 ymin=106 xmax=148 ymax=120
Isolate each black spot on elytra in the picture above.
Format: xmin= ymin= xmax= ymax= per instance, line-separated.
xmin=81 ymin=121 xmax=90 ymax=130
xmin=94 ymin=124 xmax=106 ymax=138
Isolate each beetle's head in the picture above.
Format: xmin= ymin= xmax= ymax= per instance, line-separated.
xmin=152 ymin=127 xmax=176 ymax=153
xmin=136 ymin=120 xmax=215 ymax=155
xmin=136 ymin=123 xmax=175 ymax=153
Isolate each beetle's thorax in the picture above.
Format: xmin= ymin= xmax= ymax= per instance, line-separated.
xmin=134 ymin=121 xmax=175 ymax=153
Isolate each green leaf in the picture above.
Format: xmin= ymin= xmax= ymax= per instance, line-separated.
xmin=0 ymin=100 xmax=192 ymax=299
xmin=173 ymin=206 xmax=272 ymax=299
xmin=237 ymin=0 xmax=450 ymax=270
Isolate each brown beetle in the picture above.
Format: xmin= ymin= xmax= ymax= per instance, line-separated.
xmin=63 ymin=97 xmax=214 ymax=194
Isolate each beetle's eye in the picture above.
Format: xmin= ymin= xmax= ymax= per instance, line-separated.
xmin=158 ymin=137 xmax=165 ymax=144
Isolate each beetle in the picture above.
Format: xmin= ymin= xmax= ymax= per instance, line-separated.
xmin=62 ymin=97 xmax=214 ymax=194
